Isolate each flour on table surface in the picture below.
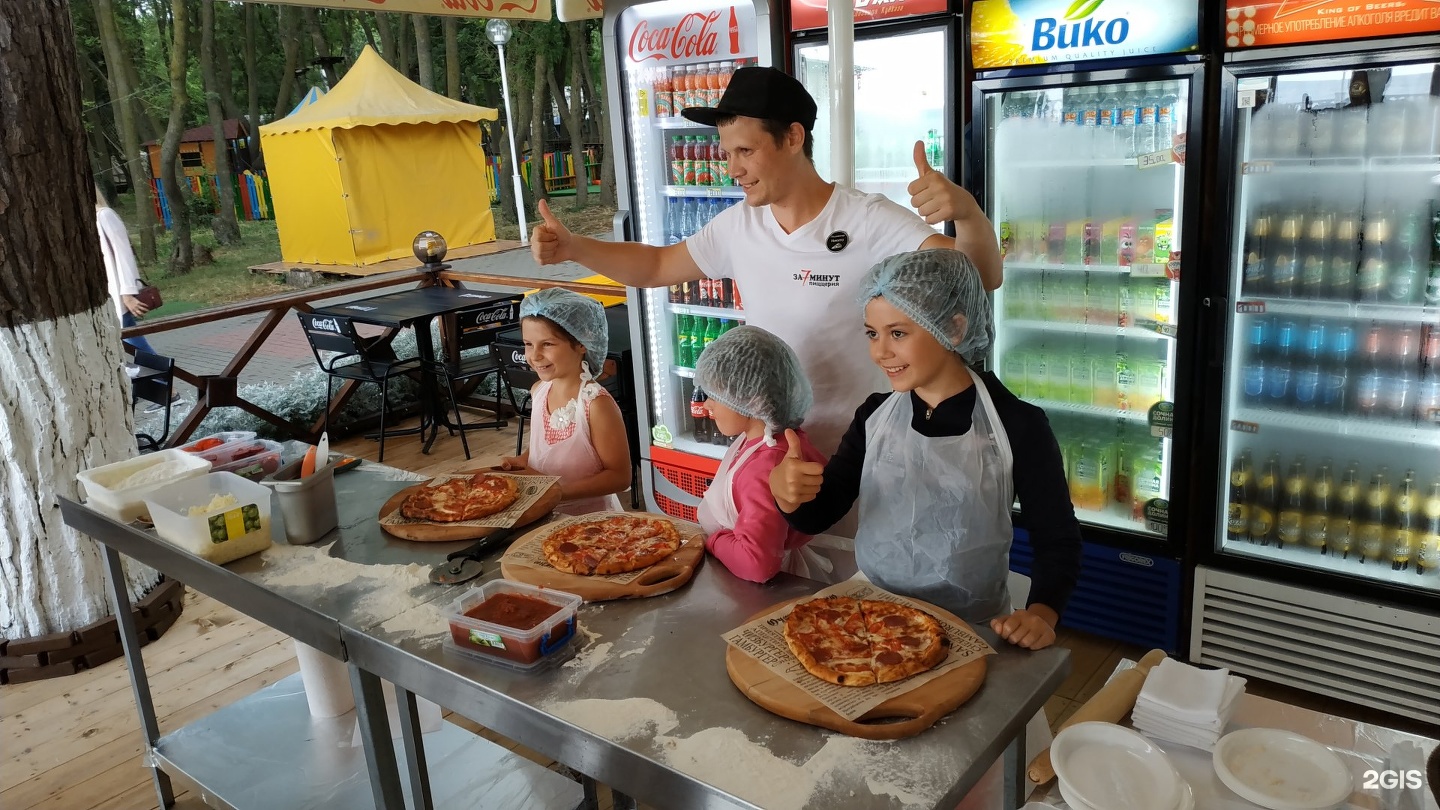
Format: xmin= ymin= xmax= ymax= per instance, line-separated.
xmin=562 ymin=640 xmax=613 ymax=679
xmin=543 ymin=697 xmax=679 ymax=741
xmin=254 ymin=543 xmax=439 ymax=628
xmin=378 ymin=600 xmax=451 ymax=646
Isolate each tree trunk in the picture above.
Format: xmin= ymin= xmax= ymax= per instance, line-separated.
xmin=94 ymin=0 xmax=157 ymax=263
xmin=528 ymin=50 xmax=549 ymax=211
xmin=0 ymin=0 xmax=161 ymax=640
xmin=443 ymin=17 xmax=459 ymax=100
xmin=568 ymin=22 xmax=590 ymax=208
xmin=377 ymin=12 xmax=397 ymax=65
xmin=597 ymin=68 xmax=616 ymax=207
xmin=214 ymin=18 xmax=244 ymax=120
xmin=493 ymin=119 xmax=514 ymax=224
xmin=411 ymin=15 xmax=433 ymax=90
xmin=244 ymin=2 xmax=260 ymax=166
xmin=302 ymin=8 xmax=336 ymax=88
xmin=201 ymin=0 xmax=240 ymax=245
xmin=360 ymin=13 xmax=378 ymax=53
xmin=160 ymin=0 xmax=192 ymax=274
xmin=273 ymin=4 xmax=299 ymax=119
xmin=397 ymin=14 xmax=412 ymax=79
xmin=77 ymin=55 xmax=113 ymax=200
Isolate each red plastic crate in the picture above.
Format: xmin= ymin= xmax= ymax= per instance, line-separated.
xmin=649 ymin=446 xmax=718 ymax=522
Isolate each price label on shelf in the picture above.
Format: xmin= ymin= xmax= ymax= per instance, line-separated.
xmin=1242 ymin=162 xmax=1273 ymax=175
xmin=1237 ymin=89 xmax=1257 ymax=109
xmin=1137 ymin=149 xmax=1175 ymax=170
xmin=1143 ymin=500 xmax=1169 ymax=535
xmin=1149 ymin=402 xmax=1175 ymax=439
xmin=1235 ymin=301 xmax=1267 ymax=314
xmin=1138 ymin=320 xmax=1178 ymax=339
xmin=1130 ymin=263 xmax=1169 ymax=278
xmin=1230 ymin=420 xmax=1259 ymax=434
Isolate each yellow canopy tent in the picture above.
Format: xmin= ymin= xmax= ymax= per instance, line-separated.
xmin=259 ymin=46 xmax=499 ymax=267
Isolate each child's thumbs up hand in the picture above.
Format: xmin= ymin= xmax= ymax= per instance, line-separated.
xmin=531 ymin=199 xmax=573 ymax=265
xmin=770 ymin=429 xmax=825 ymax=513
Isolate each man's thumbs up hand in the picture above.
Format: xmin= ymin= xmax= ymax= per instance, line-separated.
xmin=906 ymin=136 xmax=978 ymax=226
xmin=531 ymin=199 xmax=573 ymax=266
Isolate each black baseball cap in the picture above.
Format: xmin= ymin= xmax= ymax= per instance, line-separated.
xmin=681 ymin=66 xmax=817 ymax=132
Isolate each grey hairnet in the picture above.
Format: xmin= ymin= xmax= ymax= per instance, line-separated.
xmin=858 ymin=249 xmax=993 ymax=364
xmin=695 ymin=325 xmax=813 ymax=438
xmin=520 ymin=288 xmax=608 ymax=376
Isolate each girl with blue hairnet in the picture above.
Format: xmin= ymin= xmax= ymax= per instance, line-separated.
xmin=770 ymin=250 xmax=1081 ymax=646
xmin=693 ymin=326 xmax=831 ymax=582
xmin=499 ymin=289 xmax=631 ymax=514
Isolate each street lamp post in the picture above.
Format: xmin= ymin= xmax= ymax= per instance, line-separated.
xmin=487 ymin=19 xmax=529 ymax=246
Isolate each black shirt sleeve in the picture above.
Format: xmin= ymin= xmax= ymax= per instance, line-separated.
xmin=781 ymin=374 xmax=1083 ymax=615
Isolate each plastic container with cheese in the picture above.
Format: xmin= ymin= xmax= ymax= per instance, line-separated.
xmin=144 ymin=472 xmax=273 ymax=564
xmin=77 ymin=449 xmax=213 ymax=522
xmin=442 ymin=581 xmax=580 ymax=671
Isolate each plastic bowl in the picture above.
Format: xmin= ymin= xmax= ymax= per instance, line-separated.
xmin=1051 ymin=722 xmax=1182 ymax=810
xmin=77 ymin=449 xmax=213 ymax=522
xmin=144 ymin=472 xmax=273 ymax=565
xmin=1213 ymin=728 xmax=1352 ymax=810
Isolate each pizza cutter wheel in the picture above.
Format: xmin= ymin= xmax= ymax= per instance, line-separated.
xmin=428 ymin=526 xmax=520 ymax=585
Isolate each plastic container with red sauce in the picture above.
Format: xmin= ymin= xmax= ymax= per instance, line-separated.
xmin=442 ymin=581 xmax=580 ymax=670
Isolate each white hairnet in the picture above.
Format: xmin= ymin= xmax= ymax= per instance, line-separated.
xmin=520 ymin=288 xmax=608 ymax=377
xmin=858 ymin=249 xmax=993 ymax=364
xmin=695 ymin=325 xmax=812 ymax=440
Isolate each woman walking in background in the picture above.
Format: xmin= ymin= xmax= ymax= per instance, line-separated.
xmin=96 ymin=184 xmax=155 ymax=356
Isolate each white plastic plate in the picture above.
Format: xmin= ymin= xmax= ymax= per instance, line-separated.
xmin=1051 ymin=722 xmax=1183 ymax=810
xmin=1213 ymin=728 xmax=1352 ymax=810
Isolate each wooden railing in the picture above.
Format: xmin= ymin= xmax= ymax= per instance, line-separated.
xmin=120 ymin=262 xmax=624 ymax=448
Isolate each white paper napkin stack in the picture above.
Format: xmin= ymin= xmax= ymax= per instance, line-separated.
xmin=1132 ymin=658 xmax=1246 ymax=751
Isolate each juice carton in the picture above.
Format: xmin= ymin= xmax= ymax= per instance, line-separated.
xmin=1153 ymin=214 xmax=1175 ymax=264
xmin=1047 ymin=223 xmax=1067 ymax=264
xmin=1082 ymin=221 xmax=1102 ymax=265
xmin=1136 ymin=222 xmax=1156 ymax=266
xmin=1064 ymin=220 xmax=1086 ymax=265
xmin=1019 ymin=220 xmax=1043 ymax=261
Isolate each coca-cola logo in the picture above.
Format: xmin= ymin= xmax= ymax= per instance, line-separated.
xmin=628 ymin=11 xmax=722 ymax=62
xmin=587 ymin=0 xmax=602 ymax=9
xmin=309 ymin=317 xmax=342 ymax=333
xmin=438 ymin=0 xmax=541 ymax=13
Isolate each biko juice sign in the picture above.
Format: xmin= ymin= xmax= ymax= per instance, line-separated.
xmin=970 ymin=0 xmax=1199 ymax=70
xmin=1224 ymin=0 xmax=1440 ymax=49
xmin=622 ymin=4 xmax=755 ymax=65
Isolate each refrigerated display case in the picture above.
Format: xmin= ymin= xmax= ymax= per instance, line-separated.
xmin=1196 ymin=36 xmax=1440 ymax=725
xmin=603 ymin=0 xmax=779 ymax=519
xmin=967 ymin=0 xmax=1204 ymax=654
xmin=788 ymin=3 xmax=958 ymax=212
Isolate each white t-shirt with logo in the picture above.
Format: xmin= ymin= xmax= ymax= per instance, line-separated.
xmin=686 ymin=185 xmax=936 ymax=457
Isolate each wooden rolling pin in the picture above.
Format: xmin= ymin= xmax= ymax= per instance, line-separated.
xmin=1027 ymin=648 xmax=1169 ymax=785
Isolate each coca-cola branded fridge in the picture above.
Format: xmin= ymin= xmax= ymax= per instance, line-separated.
xmin=1193 ymin=3 xmax=1440 ymax=725
xmin=602 ymin=0 xmax=781 ymax=519
xmin=965 ymin=0 xmax=1207 ymax=654
xmin=786 ymin=0 xmax=959 ymax=212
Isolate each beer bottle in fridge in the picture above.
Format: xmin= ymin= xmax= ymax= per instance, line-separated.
xmin=1304 ymin=459 xmax=1334 ymax=553
xmin=1299 ymin=211 xmax=1330 ymax=299
xmin=1250 ymin=452 xmax=1281 ymax=545
xmin=1356 ymin=211 xmax=1391 ymax=302
xmin=1354 ymin=325 xmax=1385 ymax=419
xmin=1331 ymin=462 xmax=1362 ymax=558
xmin=1227 ymin=450 xmax=1254 ymax=542
xmin=1270 ymin=212 xmax=1302 ymax=298
xmin=1390 ymin=469 xmax=1420 ymax=571
xmin=1358 ymin=467 xmax=1392 ymax=564
xmin=1242 ymin=209 xmax=1272 ymax=295
xmin=1326 ymin=213 xmax=1360 ymax=301
xmin=1417 ymin=478 xmax=1440 ymax=574
xmin=1276 ymin=456 xmax=1309 ymax=548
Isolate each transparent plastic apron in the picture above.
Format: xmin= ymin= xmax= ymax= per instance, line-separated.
xmin=697 ymin=436 xmax=842 ymax=580
xmin=856 ymin=368 xmax=1014 ymax=623
xmin=528 ymin=380 xmax=623 ymax=515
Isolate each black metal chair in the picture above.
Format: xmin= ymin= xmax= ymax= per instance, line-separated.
xmin=297 ymin=312 xmax=423 ymax=463
xmin=131 ymin=351 xmax=175 ymax=453
xmin=430 ymin=301 xmax=523 ymax=460
xmin=502 ymin=363 xmax=541 ymax=457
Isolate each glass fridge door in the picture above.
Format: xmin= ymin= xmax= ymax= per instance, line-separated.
xmin=794 ymin=26 xmax=948 ymax=214
xmin=1217 ymin=62 xmax=1440 ymax=593
xmin=618 ymin=0 xmax=758 ymax=460
xmin=987 ymin=77 xmax=1190 ymax=539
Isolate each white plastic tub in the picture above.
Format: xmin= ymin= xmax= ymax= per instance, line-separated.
xmin=144 ymin=472 xmax=273 ymax=564
xmin=77 ymin=449 xmax=213 ymax=522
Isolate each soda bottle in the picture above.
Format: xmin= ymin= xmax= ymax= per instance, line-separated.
xmin=703 ymin=62 xmax=721 ymax=108
xmin=1299 ymin=210 xmax=1330 ymax=299
xmin=1331 ymin=462 xmax=1362 ymax=558
xmin=1304 ymin=459 xmax=1334 ymax=553
xmin=1416 ymin=477 xmax=1440 ymax=574
xmin=683 ymin=64 xmax=700 ymax=110
xmin=1354 ymin=325 xmax=1385 ymax=418
xmin=702 ymin=316 xmax=721 ymax=352
xmin=690 ymin=385 xmax=711 ymax=444
xmin=1266 ymin=320 xmax=1298 ymax=406
xmin=683 ymin=136 xmax=698 ymax=186
xmin=1390 ymin=469 xmax=1420 ymax=570
xmin=1389 ymin=255 xmax=1423 ymax=304
xmin=1242 ymin=209 xmax=1273 ymax=295
xmin=1250 ymin=453 xmax=1281 ymax=545
xmin=1326 ymin=212 xmax=1359 ymax=301
xmin=1293 ymin=321 xmax=1326 ymax=410
xmin=1384 ymin=325 xmax=1419 ymax=419
xmin=1269 ymin=212 xmax=1301 ymax=298
xmin=669 ymin=136 xmax=685 ymax=185
xmin=1416 ymin=325 xmax=1440 ymax=423
xmin=732 ymin=282 xmax=743 ymax=311
xmin=1228 ymin=450 xmax=1254 ymax=542
xmin=1358 ymin=467 xmax=1392 ymax=563
xmin=1356 ymin=210 xmax=1391 ymax=302
xmin=1242 ymin=319 xmax=1271 ymax=405
xmin=1276 ymin=456 xmax=1308 ymax=548
xmin=679 ymin=315 xmax=698 ymax=367
xmin=719 ymin=318 xmax=736 ymax=335
xmin=654 ymin=66 xmax=673 ymax=119
xmin=1395 ymin=208 xmax=1428 ymax=263
xmin=694 ymin=139 xmax=713 ymax=186
xmin=1321 ymin=324 xmax=1354 ymax=413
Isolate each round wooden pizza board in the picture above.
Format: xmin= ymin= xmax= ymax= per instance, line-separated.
xmin=499 ymin=515 xmax=705 ymax=601
xmin=725 ymin=595 xmax=987 ymax=741
xmin=377 ymin=476 xmax=562 ymax=542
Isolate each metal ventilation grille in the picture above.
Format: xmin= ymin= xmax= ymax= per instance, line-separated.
xmin=1191 ymin=566 xmax=1440 ymax=725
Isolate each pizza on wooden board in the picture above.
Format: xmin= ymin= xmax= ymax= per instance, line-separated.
xmin=540 ymin=514 xmax=683 ymax=575
xmin=400 ymin=473 xmax=520 ymax=522
xmin=783 ymin=596 xmax=949 ymax=686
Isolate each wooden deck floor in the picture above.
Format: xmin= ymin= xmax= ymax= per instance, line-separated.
xmin=3 ymin=413 xmax=1430 ymax=809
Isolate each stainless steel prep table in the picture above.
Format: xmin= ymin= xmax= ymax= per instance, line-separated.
xmin=346 ymin=555 xmax=1071 ymax=810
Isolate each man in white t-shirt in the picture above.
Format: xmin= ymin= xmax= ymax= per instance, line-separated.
xmin=531 ymin=66 xmax=1000 ymax=458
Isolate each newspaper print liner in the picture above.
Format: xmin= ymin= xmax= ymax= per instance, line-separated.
xmin=378 ymin=472 xmax=561 ymax=529
xmin=501 ymin=511 xmax=703 ymax=586
xmin=721 ymin=577 xmax=996 ymax=722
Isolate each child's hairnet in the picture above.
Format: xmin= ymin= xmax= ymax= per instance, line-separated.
xmin=858 ymin=249 xmax=993 ymax=364
xmin=520 ymin=288 xmax=608 ymax=377
xmin=695 ymin=325 xmax=813 ymax=439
